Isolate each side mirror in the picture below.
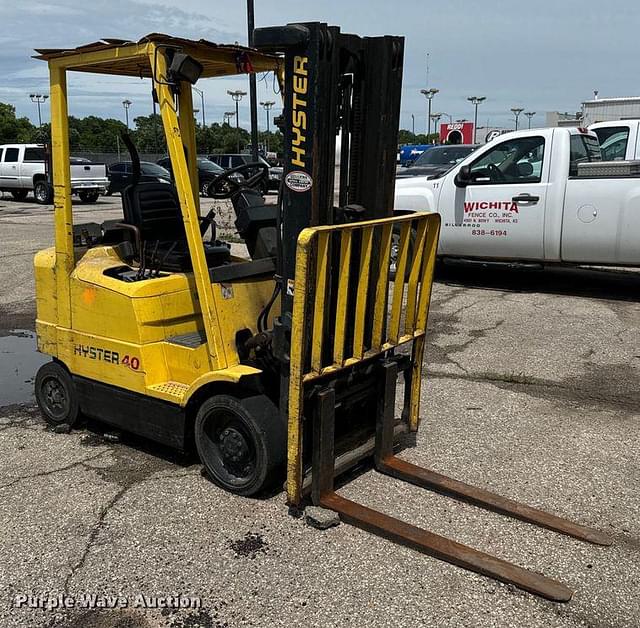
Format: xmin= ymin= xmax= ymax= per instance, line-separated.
xmin=454 ymin=165 xmax=472 ymax=188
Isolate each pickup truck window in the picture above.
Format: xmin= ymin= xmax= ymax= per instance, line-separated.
xmin=594 ymin=127 xmax=629 ymax=161
xmin=569 ymin=134 xmax=601 ymax=176
xmin=24 ymin=147 xmax=46 ymax=161
xmin=468 ymin=136 xmax=545 ymax=184
xmin=4 ymin=148 xmax=19 ymax=163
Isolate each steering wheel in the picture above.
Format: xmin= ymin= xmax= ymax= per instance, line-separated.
xmin=207 ymin=162 xmax=269 ymax=199
xmin=487 ymin=163 xmax=506 ymax=182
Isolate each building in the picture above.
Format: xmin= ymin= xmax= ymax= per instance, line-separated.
xmin=546 ymin=111 xmax=582 ymax=127
xmin=547 ymin=97 xmax=640 ymax=128
xmin=581 ymin=97 xmax=640 ymax=126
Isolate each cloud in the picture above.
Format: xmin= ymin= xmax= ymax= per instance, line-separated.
xmin=3 ymin=0 xmax=640 ymax=130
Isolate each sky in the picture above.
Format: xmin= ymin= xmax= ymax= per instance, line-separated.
xmin=2 ymin=0 xmax=640 ymax=133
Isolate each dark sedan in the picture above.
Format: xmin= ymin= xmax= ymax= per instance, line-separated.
xmin=107 ymin=161 xmax=172 ymax=195
xmin=396 ymin=145 xmax=477 ymax=179
xmin=157 ymin=157 xmax=228 ymax=197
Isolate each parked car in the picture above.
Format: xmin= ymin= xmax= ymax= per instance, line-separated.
xmin=208 ymin=153 xmax=277 ymax=192
xmin=396 ymin=145 xmax=477 ymax=179
xmin=394 ymin=126 xmax=640 ymax=268
xmin=156 ymin=156 xmax=227 ymax=197
xmin=0 ymin=144 xmax=108 ymax=204
xmin=397 ymin=144 xmax=431 ymax=167
xmin=106 ymin=161 xmax=172 ymax=195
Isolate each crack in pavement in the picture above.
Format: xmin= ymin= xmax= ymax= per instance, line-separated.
xmin=427 ymin=367 xmax=640 ymax=414
xmin=62 ymin=469 xmax=200 ymax=594
xmin=0 ymin=450 xmax=110 ymax=490
xmin=63 ymin=484 xmax=131 ymax=595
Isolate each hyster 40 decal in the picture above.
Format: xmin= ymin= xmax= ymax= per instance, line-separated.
xmin=73 ymin=344 xmax=140 ymax=370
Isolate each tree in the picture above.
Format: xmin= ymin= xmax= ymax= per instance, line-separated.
xmin=0 ymin=103 xmax=36 ymax=143
xmin=132 ymin=114 xmax=165 ymax=153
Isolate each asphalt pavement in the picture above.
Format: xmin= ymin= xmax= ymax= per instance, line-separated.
xmin=0 ymin=193 xmax=638 ymax=627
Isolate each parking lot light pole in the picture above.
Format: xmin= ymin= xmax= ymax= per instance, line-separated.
xmin=467 ymin=96 xmax=486 ymax=143
xmin=223 ymin=111 xmax=235 ymax=125
xmin=430 ymin=113 xmax=442 ymax=139
xmin=259 ymin=100 xmax=275 ymax=153
xmin=122 ymin=99 xmax=132 ymax=130
xmin=192 ymin=86 xmax=206 ymax=128
xmin=524 ymin=111 xmax=536 ymax=129
xmin=511 ymin=107 xmax=524 ymax=131
xmin=29 ymin=94 xmax=48 ymax=128
xmin=420 ymin=88 xmax=439 ymax=139
xmin=227 ymin=90 xmax=247 ymax=152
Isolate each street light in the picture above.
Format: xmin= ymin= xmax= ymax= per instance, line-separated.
xmin=223 ymin=111 xmax=235 ymax=125
xmin=260 ymin=100 xmax=276 ymax=152
xmin=467 ymin=96 xmax=486 ymax=143
xmin=29 ymin=94 xmax=48 ymax=128
xmin=411 ymin=114 xmax=415 ymax=135
xmin=227 ymin=90 xmax=247 ymax=152
xmin=524 ymin=111 xmax=536 ymax=129
xmin=511 ymin=107 xmax=524 ymax=131
xmin=430 ymin=112 xmax=442 ymax=139
xmin=122 ymin=99 xmax=132 ymax=130
xmin=420 ymin=88 xmax=439 ymax=138
xmin=191 ymin=86 xmax=206 ymax=128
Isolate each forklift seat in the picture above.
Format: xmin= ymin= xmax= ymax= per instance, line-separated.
xmin=121 ymin=181 xmax=230 ymax=272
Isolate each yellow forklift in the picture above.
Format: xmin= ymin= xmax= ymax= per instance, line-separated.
xmin=33 ymin=25 xmax=609 ymax=602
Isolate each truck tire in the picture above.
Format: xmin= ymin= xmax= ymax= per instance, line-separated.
xmin=35 ymin=362 xmax=80 ymax=428
xmin=390 ymin=224 xmax=416 ymax=282
xmin=10 ymin=189 xmax=28 ymax=201
xmin=33 ymin=180 xmax=53 ymax=205
xmin=195 ymin=393 xmax=286 ymax=497
xmin=78 ymin=191 xmax=99 ymax=203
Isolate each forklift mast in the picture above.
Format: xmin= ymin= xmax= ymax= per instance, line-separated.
xmin=253 ymin=22 xmax=404 ymax=352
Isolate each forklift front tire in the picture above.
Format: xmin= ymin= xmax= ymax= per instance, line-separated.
xmin=35 ymin=362 xmax=80 ymax=428
xmin=195 ymin=394 xmax=286 ymax=497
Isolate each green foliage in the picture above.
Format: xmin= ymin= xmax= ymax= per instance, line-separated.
xmin=0 ymin=103 xmax=37 ymax=144
xmin=397 ymin=129 xmax=440 ymax=146
xmin=0 ymin=101 xmax=285 ymax=156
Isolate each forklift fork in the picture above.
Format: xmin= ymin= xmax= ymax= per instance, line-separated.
xmin=311 ymin=361 xmax=612 ymax=603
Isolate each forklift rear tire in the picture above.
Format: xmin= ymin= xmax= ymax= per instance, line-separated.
xmin=35 ymin=362 xmax=80 ymax=428
xmin=195 ymin=394 xmax=285 ymax=497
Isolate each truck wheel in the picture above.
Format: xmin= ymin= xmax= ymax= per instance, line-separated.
xmin=35 ymin=362 xmax=80 ymax=428
xmin=78 ymin=191 xmax=99 ymax=203
xmin=390 ymin=224 xmax=416 ymax=282
xmin=10 ymin=190 xmax=28 ymax=201
xmin=33 ymin=180 xmax=53 ymax=205
xmin=195 ymin=393 xmax=286 ymax=497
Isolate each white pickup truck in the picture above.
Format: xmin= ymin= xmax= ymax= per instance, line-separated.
xmin=0 ymin=144 xmax=109 ymax=204
xmin=394 ymin=125 xmax=640 ymax=267
xmin=590 ymin=120 xmax=640 ymax=161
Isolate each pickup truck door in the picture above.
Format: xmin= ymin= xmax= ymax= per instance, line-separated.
xmin=561 ymin=133 xmax=640 ymax=265
xmin=0 ymin=147 xmax=21 ymax=188
xmin=437 ymin=134 xmax=549 ymax=260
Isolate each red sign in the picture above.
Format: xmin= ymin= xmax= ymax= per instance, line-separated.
xmin=439 ymin=122 xmax=474 ymax=144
